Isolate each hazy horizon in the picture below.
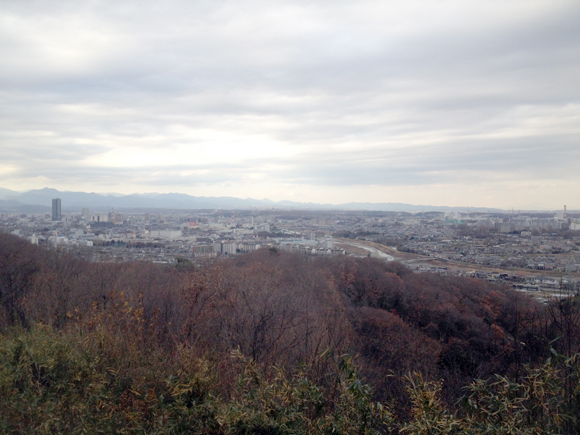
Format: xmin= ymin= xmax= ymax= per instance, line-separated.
xmin=2 ymin=0 xmax=579 ymax=210
xmin=2 ymin=185 xmax=577 ymax=212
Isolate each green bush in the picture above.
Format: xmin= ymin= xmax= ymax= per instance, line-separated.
xmin=0 ymin=326 xmax=392 ymax=434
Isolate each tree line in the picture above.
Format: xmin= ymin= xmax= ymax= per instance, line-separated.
xmin=1 ymin=233 xmax=580 ymax=433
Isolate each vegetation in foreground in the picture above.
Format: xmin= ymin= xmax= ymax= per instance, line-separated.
xmin=1 ymin=233 xmax=580 ymax=433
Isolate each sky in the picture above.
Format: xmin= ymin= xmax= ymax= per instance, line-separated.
xmin=1 ymin=0 xmax=579 ymax=210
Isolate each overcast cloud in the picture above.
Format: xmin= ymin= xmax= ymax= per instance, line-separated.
xmin=1 ymin=0 xmax=579 ymax=209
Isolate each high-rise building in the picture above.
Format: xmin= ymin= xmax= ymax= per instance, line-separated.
xmin=52 ymin=198 xmax=61 ymax=221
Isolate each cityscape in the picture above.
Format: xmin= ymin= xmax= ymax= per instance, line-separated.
xmin=2 ymin=0 xmax=580 ymax=431
xmin=3 ymin=194 xmax=579 ymax=302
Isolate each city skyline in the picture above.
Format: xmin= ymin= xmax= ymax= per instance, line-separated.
xmin=1 ymin=0 xmax=579 ymax=210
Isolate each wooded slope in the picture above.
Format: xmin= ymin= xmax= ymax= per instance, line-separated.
xmin=1 ymin=233 xmax=580 ymax=433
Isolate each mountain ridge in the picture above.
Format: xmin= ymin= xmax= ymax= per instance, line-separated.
xmin=0 ymin=187 xmax=505 ymax=212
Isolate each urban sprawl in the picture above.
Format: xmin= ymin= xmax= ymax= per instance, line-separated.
xmin=3 ymin=199 xmax=579 ymax=303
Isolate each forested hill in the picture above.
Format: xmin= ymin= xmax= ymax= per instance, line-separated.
xmin=1 ymin=232 xmax=580 ymax=434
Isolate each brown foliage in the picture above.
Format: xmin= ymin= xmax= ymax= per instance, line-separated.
xmin=3 ymin=233 xmax=580 ymax=409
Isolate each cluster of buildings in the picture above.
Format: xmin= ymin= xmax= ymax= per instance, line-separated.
xmin=398 ymin=214 xmax=579 ymax=273
xmin=1 ymin=200 xmax=579 ymax=296
xmin=2 ymin=199 xmax=353 ymax=264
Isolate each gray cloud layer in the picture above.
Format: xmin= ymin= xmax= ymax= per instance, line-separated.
xmin=1 ymin=0 xmax=579 ymax=208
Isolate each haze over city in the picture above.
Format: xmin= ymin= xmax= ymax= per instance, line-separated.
xmin=1 ymin=0 xmax=579 ymax=210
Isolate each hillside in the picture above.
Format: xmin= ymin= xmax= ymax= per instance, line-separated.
xmin=1 ymin=233 xmax=580 ymax=433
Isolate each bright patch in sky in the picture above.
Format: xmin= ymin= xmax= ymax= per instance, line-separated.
xmin=1 ymin=0 xmax=579 ymax=209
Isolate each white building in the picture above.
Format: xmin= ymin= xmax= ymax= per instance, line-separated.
xmin=149 ymin=230 xmax=182 ymax=240
xmin=222 ymin=242 xmax=237 ymax=255
xmin=322 ymin=238 xmax=335 ymax=249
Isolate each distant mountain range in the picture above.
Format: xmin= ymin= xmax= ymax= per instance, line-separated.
xmin=0 ymin=187 xmax=505 ymax=213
